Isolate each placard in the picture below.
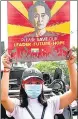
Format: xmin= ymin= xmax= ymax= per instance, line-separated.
xmin=7 ymin=1 xmax=70 ymax=62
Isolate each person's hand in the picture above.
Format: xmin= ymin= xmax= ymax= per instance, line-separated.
xmin=66 ymin=49 xmax=76 ymax=65
xmin=1 ymin=50 xmax=12 ymax=69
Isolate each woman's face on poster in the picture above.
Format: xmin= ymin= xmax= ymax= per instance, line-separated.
xmin=33 ymin=6 xmax=49 ymax=30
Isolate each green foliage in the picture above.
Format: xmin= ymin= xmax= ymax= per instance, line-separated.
xmin=33 ymin=47 xmax=77 ymax=84
xmin=34 ymin=60 xmax=69 ymax=84
xmin=34 ymin=61 xmax=58 ymax=75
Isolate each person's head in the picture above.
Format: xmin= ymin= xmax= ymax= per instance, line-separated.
xmin=20 ymin=68 xmax=47 ymax=107
xmin=28 ymin=1 xmax=51 ymax=30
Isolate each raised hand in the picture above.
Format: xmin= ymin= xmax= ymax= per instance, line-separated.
xmin=66 ymin=49 xmax=76 ymax=64
xmin=2 ymin=50 xmax=12 ymax=69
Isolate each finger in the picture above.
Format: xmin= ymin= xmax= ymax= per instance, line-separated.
xmin=66 ymin=49 xmax=73 ymax=60
xmin=2 ymin=57 xmax=9 ymax=61
xmin=3 ymin=57 xmax=11 ymax=63
xmin=67 ymin=49 xmax=72 ymax=53
xmin=68 ymin=55 xmax=74 ymax=60
xmin=2 ymin=59 xmax=9 ymax=64
xmin=2 ymin=53 xmax=8 ymax=59
xmin=69 ymin=56 xmax=76 ymax=64
xmin=68 ymin=50 xmax=72 ymax=56
xmin=2 ymin=54 xmax=11 ymax=62
xmin=70 ymin=56 xmax=76 ymax=61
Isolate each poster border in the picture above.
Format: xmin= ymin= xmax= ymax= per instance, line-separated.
xmin=0 ymin=0 xmax=78 ymax=119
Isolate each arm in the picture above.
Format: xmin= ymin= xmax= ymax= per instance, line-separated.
xmin=1 ymin=52 xmax=15 ymax=112
xmin=60 ymin=50 xmax=77 ymax=109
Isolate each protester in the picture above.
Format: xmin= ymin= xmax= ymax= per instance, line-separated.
xmin=1 ymin=50 xmax=77 ymax=119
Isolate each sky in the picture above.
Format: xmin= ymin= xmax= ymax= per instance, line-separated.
xmin=1 ymin=1 xmax=77 ymax=49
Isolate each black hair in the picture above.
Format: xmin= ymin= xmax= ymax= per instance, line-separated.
xmin=20 ymin=85 xmax=47 ymax=108
xmin=28 ymin=1 xmax=51 ymax=25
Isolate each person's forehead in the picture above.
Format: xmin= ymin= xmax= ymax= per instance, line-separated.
xmin=34 ymin=5 xmax=45 ymax=14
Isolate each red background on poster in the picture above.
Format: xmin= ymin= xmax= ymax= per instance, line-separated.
xmin=7 ymin=1 xmax=70 ymax=62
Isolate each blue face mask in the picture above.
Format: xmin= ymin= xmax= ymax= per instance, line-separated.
xmin=25 ymin=84 xmax=42 ymax=99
